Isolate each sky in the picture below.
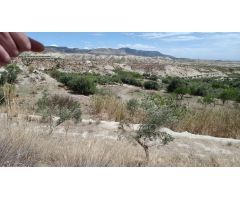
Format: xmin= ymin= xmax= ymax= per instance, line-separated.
xmin=27 ymin=32 xmax=240 ymax=61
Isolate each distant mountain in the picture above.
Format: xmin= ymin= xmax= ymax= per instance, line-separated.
xmin=44 ymin=46 xmax=89 ymax=54
xmin=44 ymin=46 xmax=175 ymax=59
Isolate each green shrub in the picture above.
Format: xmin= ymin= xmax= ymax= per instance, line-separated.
xmin=143 ymin=73 xmax=158 ymax=81
xmin=114 ymin=69 xmax=143 ymax=87
xmin=0 ymin=87 xmax=4 ymax=105
xmin=121 ymin=76 xmax=143 ymax=87
xmin=164 ymin=76 xmax=240 ymax=103
xmin=236 ymin=93 xmax=240 ymax=103
xmin=58 ymin=74 xmax=73 ymax=85
xmin=0 ymin=64 xmax=21 ymax=85
xmin=162 ymin=76 xmax=173 ymax=84
xmin=198 ymin=95 xmax=216 ymax=106
xmin=190 ymin=85 xmax=208 ymax=96
xmin=167 ymin=78 xmax=186 ymax=92
xmin=126 ymin=98 xmax=139 ymax=117
xmin=5 ymin=64 xmax=21 ymax=84
xmin=143 ymin=80 xmax=159 ymax=90
xmin=0 ymin=71 xmax=7 ymax=86
xmin=114 ymin=69 xmax=142 ymax=79
xmin=37 ymin=92 xmax=82 ymax=133
xmin=67 ymin=77 xmax=96 ymax=95
xmin=49 ymin=69 xmax=62 ymax=79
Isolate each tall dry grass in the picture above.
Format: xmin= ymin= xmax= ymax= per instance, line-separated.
xmin=0 ymin=117 xmax=143 ymax=167
xmin=0 ymin=117 xmax=240 ymax=167
xmin=90 ymin=94 xmax=127 ymax=121
xmin=90 ymin=94 xmax=146 ymax=123
xmin=174 ymin=106 xmax=240 ymax=139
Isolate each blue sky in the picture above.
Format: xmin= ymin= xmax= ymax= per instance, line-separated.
xmin=27 ymin=32 xmax=240 ymax=61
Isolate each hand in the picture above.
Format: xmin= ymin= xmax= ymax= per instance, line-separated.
xmin=0 ymin=32 xmax=44 ymax=66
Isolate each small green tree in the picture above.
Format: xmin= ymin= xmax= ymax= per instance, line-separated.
xmin=174 ymin=87 xmax=189 ymax=100
xmin=218 ymin=88 xmax=236 ymax=105
xmin=133 ymin=94 xmax=186 ymax=164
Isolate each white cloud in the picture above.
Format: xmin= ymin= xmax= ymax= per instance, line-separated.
xmin=118 ymin=43 xmax=156 ymax=50
xmin=49 ymin=44 xmax=59 ymax=47
xmin=138 ymin=32 xmax=193 ymax=39
xmin=162 ymin=35 xmax=202 ymax=41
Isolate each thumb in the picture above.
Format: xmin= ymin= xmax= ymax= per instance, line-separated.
xmin=29 ymin=37 xmax=45 ymax=52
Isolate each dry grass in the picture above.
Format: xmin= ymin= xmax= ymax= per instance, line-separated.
xmin=0 ymin=116 xmax=240 ymax=167
xmin=90 ymin=94 xmax=127 ymax=121
xmin=1 ymin=91 xmax=240 ymax=167
xmin=0 ymin=118 xmax=143 ymax=167
xmin=174 ymin=106 xmax=240 ymax=139
xmin=90 ymin=94 xmax=146 ymax=123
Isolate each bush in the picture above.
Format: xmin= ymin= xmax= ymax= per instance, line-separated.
xmin=49 ymin=69 xmax=146 ymax=89
xmin=0 ymin=64 xmax=21 ymax=85
xmin=236 ymin=93 xmax=240 ymax=103
xmin=5 ymin=64 xmax=21 ymax=84
xmin=67 ymin=77 xmax=96 ymax=95
xmin=115 ymin=69 xmax=143 ymax=87
xmin=126 ymin=99 xmax=139 ymax=117
xmin=167 ymin=78 xmax=186 ymax=92
xmin=59 ymin=74 xmax=73 ymax=85
xmin=198 ymin=95 xmax=216 ymax=106
xmin=162 ymin=76 xmax=173 ymax=84
xmin=190 ymin=85 xmax=208 ymax=96
xmin=143 ymin=73 xmax=158 ymax=81
xmin=121 ymin=76 xmax=143 ymax=87
xmin=0 ymin=87 xmax=4 ymax=105
xmin=115 ymin=69 xmax=142 ymax=79
xmin=143 ymin=81 xmax=159 ymax=90
xmin=49 ymin=69 xmax=62 ymax=79
xmin=0 ymin=71 xmax=7 ymax=85
xmin=37 ymin=92 xmax=82 ymax=133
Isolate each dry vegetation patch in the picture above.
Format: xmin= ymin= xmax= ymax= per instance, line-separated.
xmin=174 ymin=106 xmax=240 ymax=139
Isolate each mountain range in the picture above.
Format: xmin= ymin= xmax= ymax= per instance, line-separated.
xmin=44 ymin=46 xmax=175 ymax=59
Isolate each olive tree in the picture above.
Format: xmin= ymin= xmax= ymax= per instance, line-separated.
xmin=134 ymin=94 xmax=186 ymax=163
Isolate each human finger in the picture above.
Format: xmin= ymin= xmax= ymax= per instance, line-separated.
xmin=29 ymin=37 xmax=44 ymax=52
xmin=0 ymin=44 xmax=11 ymax=66
xmin=10 ymin=32 xmax=31 ymax=52
xmin=0 ymin=32 xmax=19 ymax=57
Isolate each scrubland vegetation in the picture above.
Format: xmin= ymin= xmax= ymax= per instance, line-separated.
xmin=164 ymin=76 xmax=240 ymax=104
xmin=1 ymin=57 xmax=240 ymax=167
xmin=49 ymin=69 xmax=160 ymax=95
